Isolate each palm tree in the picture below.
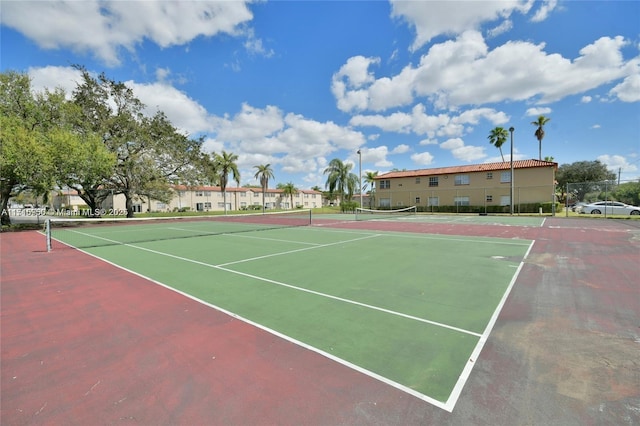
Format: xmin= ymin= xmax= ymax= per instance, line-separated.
xmin=214 ymin=150 xmax=240 ymax=214
xmin=363 ymin=170 xmax=378 ymax=208
xmin=277 ymin=182 xmax=298 ymax=209
xmin=253 ymin=164 xmax=274 ymax=213
xmin=324 ymin=158 xmax=358 ymax=203
xmin=488 ymin=127 xmax=509 ymax=162
xmin=531 ymin=115 xmax=551 ymax=160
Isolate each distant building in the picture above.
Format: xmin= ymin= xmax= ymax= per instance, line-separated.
xmin=374 ymin=159 xmax=558 ymax=212
xmin=52 ymin=185 xmax=323 ymax=214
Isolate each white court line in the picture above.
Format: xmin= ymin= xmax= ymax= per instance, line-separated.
xmin=63 ymin=227 xmax=527 ymax=411
xmin=63 ymin=242 xmax=453 ymax=410
xmin=169 ymin=226 xmax=322 ymax=246
xmin=306 ymin=225 xmax=532 ymax=246
xmin=216 ymin=233 xmax=382 ymax=267
xmin=443 ymin=239 xmax=535 ymax=412
xmin=67 ymin=228 xmax=481 ymax=337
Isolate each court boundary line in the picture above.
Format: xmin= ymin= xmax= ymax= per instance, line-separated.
xmin=58 ymin=236 xmax=454 ymax=411
xmin=444 ymin=239 xmax=535 ymax=411
xmin=66 ymin=228 xmax=481 ymax=337
xmin=56 ymin=227 xmax=531 ymax=411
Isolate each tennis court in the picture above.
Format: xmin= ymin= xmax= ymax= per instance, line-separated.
xmin=3 ymin=213 xmax=639 ymax=424
xmin=45 ymin=211 xmax=533 ymax=411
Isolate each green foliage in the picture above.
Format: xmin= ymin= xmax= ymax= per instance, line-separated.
xmin=340 ymin=201 xmax=358 ymax=213
xmin=531 ymin=115 xmax=551 ymax=160
xmin=557 ymin=160 xmax=617 ymax=202
xmin=212 ymin=150 xmax=240 ymax=214
xmin=277 ymin=181 xmax=298 ymax=208
xmin=612 ymin=181 xmax=640 ymax=206
xmin=254 ymin=164 xmax=274 ymax=212
xmin=324 ymin=158 xmax=358 ymax=202
xmin=488 ymin=127 xmax=509 ymax=162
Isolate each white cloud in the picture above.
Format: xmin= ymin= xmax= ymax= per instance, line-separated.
xmin=440 ymin=138 xmax=487 ymax=162
xmin=27 ymin=65 xmax=213 ymax=136
xmin=392 ymin=144 xmax=411 ymax=154
xmin=526 ymin=107 xmax=552 ymax=116
xmin=389 ymin=0 xmax=528 ymax=52
xmin=129 ymin=81 xmax=214 ymax=135
xmin=24 ymin=65 xmax=367 ymax=184
xmin=333 ymin=32 xmax=636 ymax=112
xmin=332 ymin=56 xmax=381 ymax=112
xmin=1 ymin=1 xmax=254 ymax=66
xmin=581 ymin=96 xmax=592 ymax=103
xmin=410 ymin=151 xmax=435 ymax=166
xmin=350 ymin=104 xmax=509 ymax=141
xmin=530 ymin=0 xmax=558 ymax=23
xmin=487 ymin=19 xmax=513 ymax=38
xmin=597 ymin=154 xmax=638 ymax=174
xmin=361 ymin=146 xmax=393 ymax=168
xmin=609 ymin=74 xmax=640 ymax=102
xmin=27 ymin=65 xmax=83 ymax=96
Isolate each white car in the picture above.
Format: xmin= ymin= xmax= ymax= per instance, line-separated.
xmin=580 ymin=201 xmax=640 ymax=215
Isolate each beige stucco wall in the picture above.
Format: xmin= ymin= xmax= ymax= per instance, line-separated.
xmin=376 ymin=166 xmax=556 ymax=209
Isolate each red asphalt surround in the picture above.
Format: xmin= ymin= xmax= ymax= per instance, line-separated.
xmin=2 ymin=217 xmax=639 ymax=425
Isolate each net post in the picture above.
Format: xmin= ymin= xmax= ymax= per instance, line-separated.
xmin=45 ymin=218 xmax=52 ymax=252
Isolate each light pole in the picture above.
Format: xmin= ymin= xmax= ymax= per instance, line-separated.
xmin=357 ymin=149 xmax=363 ymax=208
xmin=509 ymin=127 xmax=515 ymax=215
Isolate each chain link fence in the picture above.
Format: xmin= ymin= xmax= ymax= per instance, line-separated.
xmin=564 ymin=179 xmax=639 ymax=216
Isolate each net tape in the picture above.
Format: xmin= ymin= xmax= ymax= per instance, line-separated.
xmin=46 ymin=210 xmax=312 ymax=250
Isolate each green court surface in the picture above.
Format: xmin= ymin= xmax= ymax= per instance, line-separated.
xmin=327 ymin=212 xmax=546 ymax=227
xmin=50 ymin=220 xmax=533 ymax=410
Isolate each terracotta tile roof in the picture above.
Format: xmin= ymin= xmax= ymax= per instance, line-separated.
xmin=375 ymin=159 xmax=557 ymax=179
xmin=171 ymin=185 xmax=321 ymax=194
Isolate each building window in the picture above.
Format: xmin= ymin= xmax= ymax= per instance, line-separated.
xmin=156 ymin=202 xmax=167 ymax=210
xmin=454 ymin=196 xmax=470 ymax=206
xmin=486 ymin=172 xmax=493 ymax=180
xmin=204 ymin=202 xmax=212 ymax=209
xmin=379 ymin=180 xmax=391 ymax=189
xmin=204 ymin=191 xmax=211 ymax=196
xmin=454 ymin=175 xmax=470 ymax=185
xmin=486 ymin=195 xmax=493 ymax=203
xmin=415 ymin=197 xmax=421 ymax=204
xmin=379 ymin=198 xmax=391 ymax=207
xmin=500 ymin=195 xmax=511 ymax=206
xmin=415 ymin=177 xmax=421 ymax=184
xmin=429 ymin=177 xmax=438 ymax=187
xmin=195 ymin=191 xmax=203 ymax=197
xmin=501 ymin=171 xmax=511 ymax=183
xmin=428 ymin=197 xmax=439 ymax=207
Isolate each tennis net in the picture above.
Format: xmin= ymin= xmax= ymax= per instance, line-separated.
xmin=355 ymin=206 xmax=417 ymax=221
xmin=45 ymin=209 xmax=312 ymax=251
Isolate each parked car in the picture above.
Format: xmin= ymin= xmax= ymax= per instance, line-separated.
xmin=580 ymin=201 xmax=640 ymax=215
xmin=570 ymin=202 xmax=589 ymax=213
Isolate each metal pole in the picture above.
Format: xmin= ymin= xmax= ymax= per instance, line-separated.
xmin=357 ymin=149 xmax=363 ymax=208
xmin=509 ymin=127 xmax=515 ymax=215
xmin=46 ymin=218 xmax=52 ymax=252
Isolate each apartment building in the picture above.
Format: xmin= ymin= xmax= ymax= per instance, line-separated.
xmin=50 ymin=185 xmax=323 ymax=214
xmin=374 ymin=159 xmax=557 ymax=212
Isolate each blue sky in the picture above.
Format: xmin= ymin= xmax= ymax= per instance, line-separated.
xmin=2 ymin=0 xmax=639 ymax=189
